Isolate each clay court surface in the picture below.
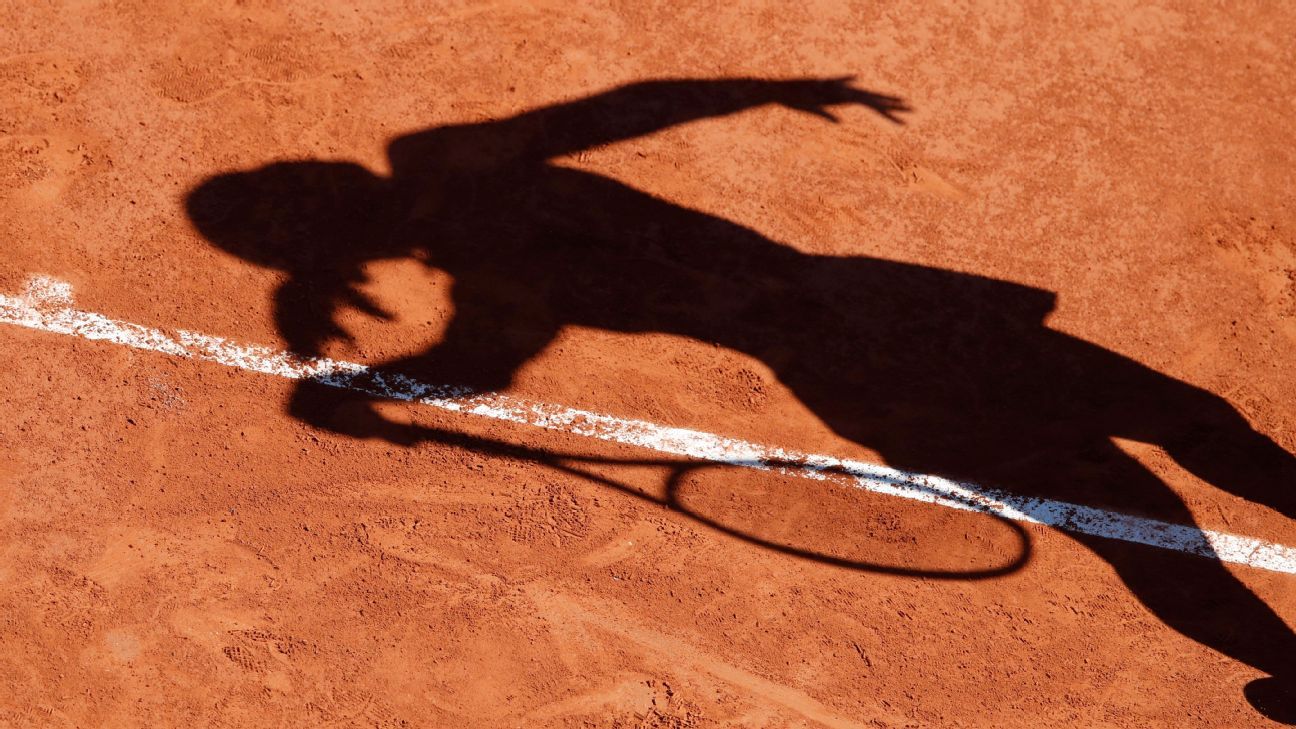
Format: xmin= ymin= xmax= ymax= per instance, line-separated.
xmin=4 ymin=1 xmax=1296 ymax=726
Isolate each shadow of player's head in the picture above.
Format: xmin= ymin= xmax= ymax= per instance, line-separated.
xmin=185 ymin=160 xmax=400 ymax=272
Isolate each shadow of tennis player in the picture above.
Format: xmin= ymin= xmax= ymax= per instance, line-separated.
xmin=185 ymin=77 xmax=1296 ymax=721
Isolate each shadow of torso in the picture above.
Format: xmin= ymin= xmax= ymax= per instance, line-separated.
xmin=389 ymin=156 xmax=1164 ymax=512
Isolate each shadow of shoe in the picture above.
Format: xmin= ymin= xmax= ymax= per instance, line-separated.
xmin=1247 ymin=677 xmax=1296 ymax=725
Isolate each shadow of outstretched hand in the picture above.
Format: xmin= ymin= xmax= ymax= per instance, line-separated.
xmin=775 ymin=76 xmax=911 ymax=123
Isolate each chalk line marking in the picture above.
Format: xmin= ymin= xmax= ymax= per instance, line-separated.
xmin=5 ymin=274 xmax=1296 ymax=574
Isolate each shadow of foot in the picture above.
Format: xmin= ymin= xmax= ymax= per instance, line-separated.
xmin=1247 ymin=677 xmax=1296 ymax=725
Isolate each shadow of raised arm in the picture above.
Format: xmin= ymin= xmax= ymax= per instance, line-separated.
xmin=386 ymin=77 xmax=909 ymax=174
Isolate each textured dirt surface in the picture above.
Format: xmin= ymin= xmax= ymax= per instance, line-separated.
xmin=3 ymin=1 xmax=1296 ymax=727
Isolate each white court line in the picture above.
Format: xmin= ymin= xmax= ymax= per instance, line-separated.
xmin=4 ymin=274 xmax=1296 ymax=574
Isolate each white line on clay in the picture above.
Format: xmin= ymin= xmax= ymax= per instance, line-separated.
xmin=5 ymin=274 xmax=1295 ymax=574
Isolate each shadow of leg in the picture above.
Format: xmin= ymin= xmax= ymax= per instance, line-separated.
xmin=1160 ymin=392 xmax=1296 ymax=521
xmin=1068 ymin=445 xmax=1296 ymax=723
